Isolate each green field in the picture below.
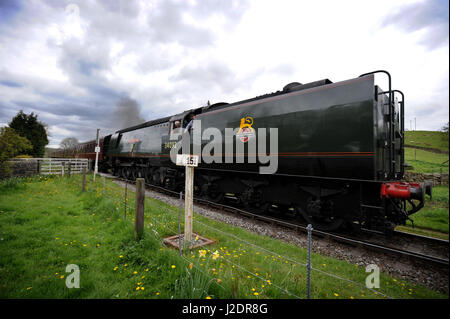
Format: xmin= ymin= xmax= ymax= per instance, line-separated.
xmin=0 ymin=175 xmax=446 ymax=299
xmin=399 ymin=131 xmax=449 ymax=237
xmin=404 ymin=130 xmax=449 ymax=152
xmin=403 ymin=131 xmax=448 ymax=174
xmin=404 ymin=148 xmax=449 ymax=174
xmin=397 ymin=185 xmax=449 ymax=239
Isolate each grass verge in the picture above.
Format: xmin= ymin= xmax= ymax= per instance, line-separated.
xmin=0 ymin=174 xmax=447 ymax=299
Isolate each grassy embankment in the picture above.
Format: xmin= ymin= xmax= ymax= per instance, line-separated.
xmin=0 ymin=174 xmax=447 ymax=299
xmin=398 ymin=131 xmax=449 ymax=239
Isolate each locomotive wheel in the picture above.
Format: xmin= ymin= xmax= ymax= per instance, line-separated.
xmin=295 ymin=206 xmax=344 ymax=231
xmin=136 ymin=167 xmax=144 ymax=179
xmin=130 ymin=167 xmax=137 ymax=181
xmin=152 ymin=170 xmax=161 ymax=185
xmin=201 ymin=182 xmax=224 ymax=203
xmin=205 ymin=191 xmax=224 ymax=203
xmin=120 ymin=167 xmax=127 ymax=179
xmin=144 ymin=168 xmax=153 ymax=184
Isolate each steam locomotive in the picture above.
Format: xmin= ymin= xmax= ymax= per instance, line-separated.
xmin=56 ymin=70 xmax=431 ymax=233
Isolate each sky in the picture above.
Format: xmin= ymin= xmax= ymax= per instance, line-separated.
xmin=0 ymin=0 xmax=448 ymax=148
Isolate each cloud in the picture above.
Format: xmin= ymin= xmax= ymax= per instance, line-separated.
xmin=382 ymin=0 xmax=449 ymax=49
xmin=0 ymin=0 xmax=447 ymax=148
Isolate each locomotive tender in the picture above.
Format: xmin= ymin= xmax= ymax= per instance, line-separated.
xmin=65 ymin=70 xmax=432 ymax=233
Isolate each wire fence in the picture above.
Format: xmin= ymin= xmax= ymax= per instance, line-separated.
xmin=67 ymin=172 xmax=394 ymax=299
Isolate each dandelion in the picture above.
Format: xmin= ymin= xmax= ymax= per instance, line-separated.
xmin=60 ymin=275 xmax=65 ymax=279
xmin=83 ymin=244 xmax=87 ymax=247
xmin=119 ymin=255 xmax=124 ymax=258
xmin=113 ymin=267 xmax=118 ymax=271
xmin=171 ymin=265 xmax=176 ymax=269
xmin=251 ymin=288 xmax=255 ymax=292
xmin=141 ymin=287 xmax=145 ymax=291
xmin=212 ymin=250 xmax=220 ymax=260
xmin=254 ymin=292 xmax=259 ymax=296
xmin=156 ymin=292 xmax=160 ymax=296
xmin=199 ymin=250 xmax=207 ymax=258
xmin=195 ymin=235 xmax=199 ymax=241
xmin=136 ymin=287 xmax=140 ymax=291
xmin=124 ymin=264 xmax=128 ymax=267
xmin=247 ymin=275 xmax=251 ymax=279
xmin=206 ymin=296 xmax=211 ymax=299
xmin=334 ymin=293 xmax=339 ymax=297
xmin=133 ymin=271 xmax=138 ymax=275
xmin=26 ymin=287 xmax=32 ymax=290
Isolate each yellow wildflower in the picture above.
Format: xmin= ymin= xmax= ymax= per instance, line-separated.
xmin=212 ymin=250 xmax=220 ymax=260
xmin=171 ymin=265 xmax=176 ymax=269
xmin=206 ymin=296 xmax=211 ymax=299
xmin=199 ymin=250 xmax=207 ymax=257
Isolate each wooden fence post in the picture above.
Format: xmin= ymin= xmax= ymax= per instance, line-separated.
xmin=62 ymin=162 xmax=65 ymax=177
xmin=82 ymin=167 xmax=86 ymax=192
xmin=134 ymin=178 xmax=145 ymax=239
xmin=67 ymin=162 xmax=71 ymax=178
xmin=184 ymin=166 xmax=194 ymax=243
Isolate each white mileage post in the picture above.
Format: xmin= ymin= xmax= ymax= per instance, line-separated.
xmin=176 ymin=154 xmax=199 ymax=244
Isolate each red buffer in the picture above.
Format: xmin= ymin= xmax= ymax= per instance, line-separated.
xmin=380 ymin=182 xmax=429 ymax=201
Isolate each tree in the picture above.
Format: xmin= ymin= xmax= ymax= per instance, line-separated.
xmin=60 ymin=137 xmax=79 ymax=150
xmin=441 ymin=122 xmax=449 ymax=142
xmin=8 ymin=110 xmax=49 ymax=158
xmin=0 ymin=127 xmax=33 ymax=178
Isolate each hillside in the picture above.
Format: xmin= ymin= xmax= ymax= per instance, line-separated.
xmin=404 ymin=131 xmax=449 ymax=153
xmin=404 ymin=131 xmax=449 ymax=174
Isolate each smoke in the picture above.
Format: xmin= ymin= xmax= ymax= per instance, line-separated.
xmin=111 ymin=97 xmax=146 ymax=129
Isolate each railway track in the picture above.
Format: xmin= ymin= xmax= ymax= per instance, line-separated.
xmin=107 ymin=174 xmax=449 ymax=269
